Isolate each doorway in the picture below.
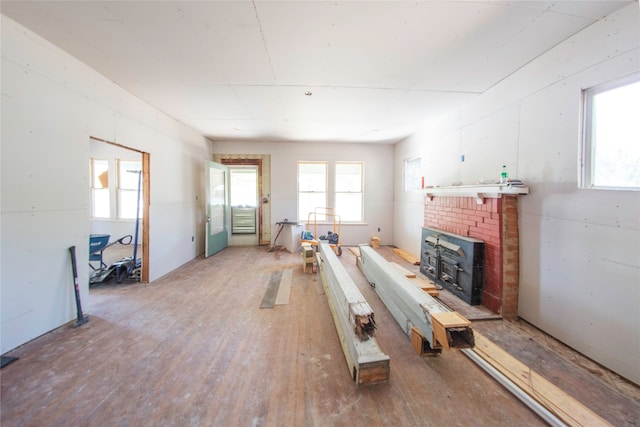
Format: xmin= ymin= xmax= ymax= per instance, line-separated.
xmin=216 ymin=156 xmax=271 ymax=246
xmin=89 ymin=137 xmax=149 ymax=283
xmin=228 ymin=165 xmax=259 ymax=246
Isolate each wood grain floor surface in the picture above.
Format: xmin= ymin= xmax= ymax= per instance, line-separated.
xmin=0 ymin=246 xmax=623 ymax=426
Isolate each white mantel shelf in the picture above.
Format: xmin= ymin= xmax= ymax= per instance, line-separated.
xmin=424 ymin=184 xmax=530 ymax=204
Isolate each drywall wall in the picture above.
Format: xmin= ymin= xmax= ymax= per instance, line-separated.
xmin=1 ymin=16 xmax=212 ymax=354
xmin=211 ymin=140 xmax=394 ymax=246
xmin=394 ymin=4 xmax=640 ymax=384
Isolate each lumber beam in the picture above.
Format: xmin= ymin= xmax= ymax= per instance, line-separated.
xmin=357 ymin=245 xmax=474 ymax=354
xmin=392 ymin=247 xmax=420 ymax=265
xmin=316 ymin=242 xmax=390 ymax=385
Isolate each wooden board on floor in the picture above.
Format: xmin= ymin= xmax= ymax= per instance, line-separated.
xmin=470 ymin=333 xmax=613 ymax=427
xmin=260 ymin=271 xmax=282 ymax=309
xmin=392 ymin=247 xmax=420 ymax=265
xmin=349 ymin=246 xmax=361 ymax=257
xmin=274 ymin=268 xmax=293 ymax=305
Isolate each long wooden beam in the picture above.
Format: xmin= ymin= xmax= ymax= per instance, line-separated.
xmin=357 ymin=245 xmax=474 ymax=354
xmin=316 ymin=242 xmax=390 ymax=385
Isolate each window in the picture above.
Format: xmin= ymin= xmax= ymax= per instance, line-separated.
xmin=404 ymin=157 xmax=422 ymax=191
xmin=230 ymin=167 xmax=257 ymax=207
xmin=118 ymin=159 xmax=143 ymax=219
xmin=298 ymin=162 xmax=327 ymax=222
xmin=335 ymin=162 xmax=363 ymax=222
xmin=582 ymin=73 xmax=640 ymax=190
xmin=90 ymin=159 xmax=110 ymax=218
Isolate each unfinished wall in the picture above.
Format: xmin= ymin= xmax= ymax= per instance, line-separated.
xmin=1 ymin=16 xmax=212 ymax=354
xmin=211 ymin=140 xmax=394 ymax=247
xmin=394 ymin=4 xmax=640 ymax=384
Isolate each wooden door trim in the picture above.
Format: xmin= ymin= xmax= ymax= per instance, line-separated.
xmin=221 ymin=158 xmax=267 ymax=246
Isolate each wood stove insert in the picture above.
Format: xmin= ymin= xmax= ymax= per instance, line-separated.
xmin=420 ymin=227 xmax=485 ymax=305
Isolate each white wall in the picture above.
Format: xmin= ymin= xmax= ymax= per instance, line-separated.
xmin=1 ymin=16 xmax=212 ymax=354
xmin=212 ymin=140 xmax=394 ymax=246
xmin=394 ymin=4 xmax=640 ymax=384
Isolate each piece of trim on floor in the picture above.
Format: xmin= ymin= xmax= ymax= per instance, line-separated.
xmin=1 ymin=356 xmax=19 ymax=369
xmin=260 ymin=271 xmax=282 ymax=309
xmin=464 ymin=333 xmax=614 ymax=427
xmin=275 ymin=268 xmax=293 ymax=305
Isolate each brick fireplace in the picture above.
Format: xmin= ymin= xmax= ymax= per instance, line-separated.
xmin=423 ymin=187 xmax=526 ymax=319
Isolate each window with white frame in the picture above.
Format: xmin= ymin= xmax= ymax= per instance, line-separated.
xmin=118 ymin=159 xmax=143 ymax=219
xmin=403 ymin=157 xmax=422 ymax=191
xmin=582 ymin=73 xmax=640 ymax=190
xmin=298 ymin=162 xmax=327 ymax=222
xmin=90 ymin=158 xmax=110 ymax=218
xmin=335 ymin=162 xmax=363 ymax=222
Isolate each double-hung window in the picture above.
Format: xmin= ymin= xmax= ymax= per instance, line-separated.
xmin=335 ymin=162 xmax=363 ymax=222
xmin=581 ymin=73 xmax=640 ymax=190
xmin=298 ymin=162 xmax=327 ymax=222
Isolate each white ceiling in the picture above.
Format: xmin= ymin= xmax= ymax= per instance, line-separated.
xmin=1 ymin=1 xmax=634 ymax=144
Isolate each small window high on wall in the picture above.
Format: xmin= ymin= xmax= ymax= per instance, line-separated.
xmin=404 ymin=157 xmax=422 ymax=191
xmin=581 ymin=73 xmax=640 ymax=190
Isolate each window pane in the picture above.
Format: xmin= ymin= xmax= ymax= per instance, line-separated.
xmin=92 ymin=159 xmax=109 ymax=189
xmin=591 ymin=81 xmax=640 ymax=188
xmin=119 ymin=160 xmax=142 ymax=190
xmin=336 ymin=193 xmax=362 ymax=221
xmin=299 ymin=162 xmax=326 ymax=192
xmin=119 ymin=190 xmax=142 ymax=219
xmin=92 ymin=189 xmax=110 ymax=218
xmin=336 ymin=163 xmax=362 ymax=192
xmin=230 ymin=168 xmax=257 ymax=206
xmin=299 ymin=193 xmax=326 ymax=222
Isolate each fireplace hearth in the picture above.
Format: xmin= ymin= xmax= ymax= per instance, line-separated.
xmin=420 ymin=227 xmax=485 ymax=305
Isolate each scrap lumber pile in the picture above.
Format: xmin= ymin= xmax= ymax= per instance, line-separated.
xmin=357 ymin=244 xmax=474 ymax=355
xmin=316 ymin=241 xmax=390 ymax=385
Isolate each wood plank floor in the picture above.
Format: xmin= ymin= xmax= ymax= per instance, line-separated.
xmin=1 ymin=246 xmax=638 ymax=426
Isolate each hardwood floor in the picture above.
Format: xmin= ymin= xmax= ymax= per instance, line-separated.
xmin=1 ymin=246 xmax=638 ymax=426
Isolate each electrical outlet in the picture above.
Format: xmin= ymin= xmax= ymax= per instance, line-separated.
xmin=378 ymin=227 xmax=381 ymax=232
xmin=191 ymin=236 xmax=194 ymax=242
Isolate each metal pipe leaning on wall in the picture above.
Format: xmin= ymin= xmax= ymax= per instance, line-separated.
xmin=316 ymin=241 xmax=390 ymax=385
xmin=357 ymin=244 xmax=474 ymax=354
